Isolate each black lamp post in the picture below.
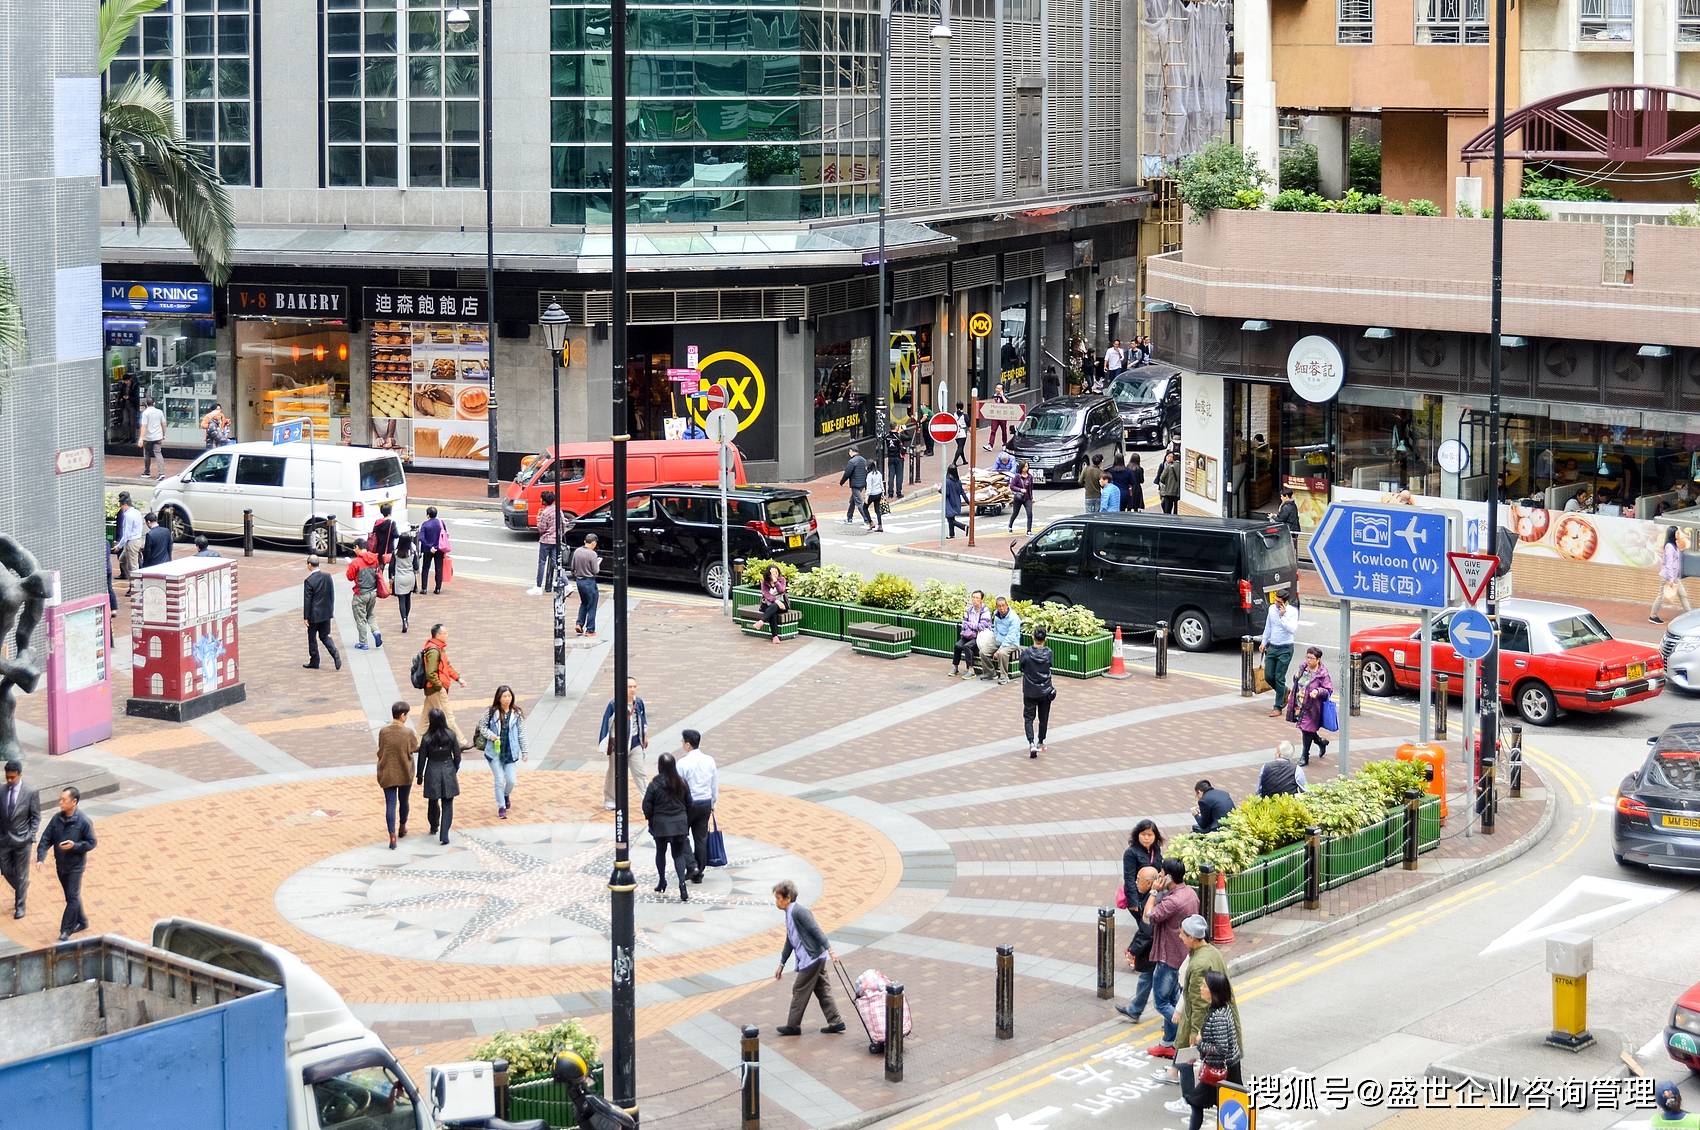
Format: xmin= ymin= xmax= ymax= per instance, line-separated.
xmin=539 ymin=302 xmax=569 ymax=699
xmin=446 ymin=4 xmax=500 ymax=497
xmin=1481 ymin=0 xmax=1508 ymax=830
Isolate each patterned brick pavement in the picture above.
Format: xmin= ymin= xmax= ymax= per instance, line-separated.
xmin=4 ymin=549 xmax=1547 ymax=1128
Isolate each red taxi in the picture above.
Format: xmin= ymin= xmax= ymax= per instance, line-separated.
xmin=1349 ymin=598 xmax=1663 ymax=726
xmin=1667 ymin=981 xmax=1700 ymax=1072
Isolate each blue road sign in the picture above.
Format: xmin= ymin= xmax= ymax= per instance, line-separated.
xmin=1311 ymin=503 xmax=1450 ymax=610
xmin=272 ymin=420 xmax=303 ymax=445
xmin=1218 ymin=1097 xmax=1250 ymax=1130
xmin=1450 ymin=608 xmax=1493 ymax=661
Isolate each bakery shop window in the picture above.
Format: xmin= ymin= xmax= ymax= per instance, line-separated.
xmin=364 ymin=288 xmax=492 ymax=471
xmin=235 ymin=320 xmax=352 ymax=446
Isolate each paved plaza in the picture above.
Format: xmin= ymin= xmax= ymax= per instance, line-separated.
xmin=4 ymin=552 xmax=1547 ymax=1128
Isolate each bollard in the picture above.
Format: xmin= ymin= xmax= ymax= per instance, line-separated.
xmin=325 ymin=515 xmax=339 ymax=563
xmin=1434 ymin=674 xmax=1449 ymax=739
xmin=243 ymin=509 xmax=255 ymax=557
xmin=492 ymin=1058 xmax=510 ymax=1119
xmin=1154 ymin=622 xmax=1169 ymax=679
xmin=1349 ymin=652 xmax=1363 ymax=717
xmin=1239 ymin=637 xmax=1255 ymax=697
xmin=1403 ymin=789 xmax=1421 ymax=871
xmin=1095 ymin=908 xmax=1116 ymax=999
xmin=995 ymin=945 xmax=1015 ymax=1040
xmin=884 ymin=985 xmax=905 ymax=1083
xmin=1303 ymin=826 xmax=1322 ymax=910
xmin=1196 ymin=867 xmax=1217 ymax=943
xmin=1509 ymin=724 xmax=1523 ymax=798
xmin=1481 ymin=736 xmax=1497 ymax=835
xmin=740 ymin=1025 xmax=760 ymax=1130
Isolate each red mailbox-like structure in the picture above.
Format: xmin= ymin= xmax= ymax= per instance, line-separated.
xmin=127 ymin=556 xmax=247 ymax=721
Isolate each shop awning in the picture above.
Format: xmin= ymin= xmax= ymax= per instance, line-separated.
xmin=100 ymin=219 xmax=958 ymax=274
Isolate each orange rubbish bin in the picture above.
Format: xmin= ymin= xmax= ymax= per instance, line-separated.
xmin=1397 ymin=741 xmax=1448 ymax=820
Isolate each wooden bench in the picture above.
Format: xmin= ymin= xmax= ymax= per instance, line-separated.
xmin=735 ymin=604 xmax=802 ymax=640
xmin=847 ymin=620 xmax=915 ymax=659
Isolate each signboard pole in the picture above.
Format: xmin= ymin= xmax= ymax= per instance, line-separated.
xmin=1338 ymin=599 xmax=1351 ymax=773
xmin=968 ymin=395 xmax=979 ymax=548
xmin=940 ymin=442 xmax=949 ymax=545
xmin=1418 ymin=610 xmax=1433 ymax=743
xmin=720 ymin=441 xmax=732 ymax=619
xmin=1463 ymin=657 xmax=1478 ymax=838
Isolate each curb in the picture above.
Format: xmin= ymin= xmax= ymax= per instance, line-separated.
xmin=828 ymin=782 xmax=1558 ymax=1130
xmin=892 ymin=545 xmax=1015 ymax=569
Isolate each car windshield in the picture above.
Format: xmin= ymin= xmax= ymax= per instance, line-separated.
xmin=1016 ymin=409 xmax=1081 ymax=437
xmin=1108 ymin=377 xmax=1166 ymax=407
xmin=514 ymin=453 xmax=551 ymax=486
xmin=1645 ymin=752 xmax=1700 ymax=792
xmin=1548 ymin=613 xmax=1611 ymax=649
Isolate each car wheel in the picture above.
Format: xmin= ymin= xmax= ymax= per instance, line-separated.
xmin=1516 ymin=680 xmax=1558 ymax=726
xmin=1172 ymin=610 xmax=1211 ymax=652
xmin=700 ymin=558 xmax=730 ymax=599
xmin=1358 ymin=654 xmax=1395 ymax=696
xmin=306 ymin=522 xmax=332 ymax=557
xmin=161 ymin=506 xmax=192 ymax=543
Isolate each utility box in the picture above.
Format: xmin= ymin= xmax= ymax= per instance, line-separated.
xmin=1546 ymin=932 xmax=1593 ymax=979
xmin=428 ymin=1061 xmax=496 ymax=1122
xmin=127 ymin=556 xmax=246 ymax=722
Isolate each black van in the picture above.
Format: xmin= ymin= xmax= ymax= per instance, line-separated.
xmin=1010 ymin=513 xmax=1297 ymax=651
xmin=1003 ymin=395 xmax=1125 ymax=487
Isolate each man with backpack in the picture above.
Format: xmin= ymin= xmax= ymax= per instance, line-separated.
xmin=346 ymin=545 xmax=385 ymax=651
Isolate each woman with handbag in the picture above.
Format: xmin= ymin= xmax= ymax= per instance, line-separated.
xmin=1649 ymin=526 xmax=1691 ymax=624
xmin=1164 ymin=970 xmax=1243 ymax=1129
xmin=757 ymin=564 xmax=790 ymax=644
xmin=391 ymin=533 xmax=420 ymax=634
xmin=475 ymin=684 xmax=528 ymax=819
xmin=1289 ymin=645 xmax=1334 ymax=766
xmin=415 ymin=708 xmax=465 ymax=846
xmin=641 ymin=753 xmax=693 ymax=901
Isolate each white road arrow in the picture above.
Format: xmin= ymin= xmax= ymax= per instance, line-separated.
xmin=995 ymin=1106 xmax=1062 ymax=1130
xmin=1480 ymin=875 xmax=1679 ymax=956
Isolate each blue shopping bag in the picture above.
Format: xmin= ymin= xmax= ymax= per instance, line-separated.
xmin=706 ymin=816 xmax=729 ymax=868
xmin=1320 ymin=698 xmax=1340 ymax=732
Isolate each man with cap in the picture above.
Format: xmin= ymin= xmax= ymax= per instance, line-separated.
xmin=302 ymin=556 xmax=341 ymax=671
xmin=1655 ymin=1081 xmax=1700 ymax=1127
xmin=1155 ymin=913 xmax=1237 ymax=1089
xmin=1142 ymin=858 xmax=1198 ymax=1061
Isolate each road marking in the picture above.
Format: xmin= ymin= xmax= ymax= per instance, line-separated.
xmin=994 ymin=1107 xmax=1061 ymax=1129
xmin=1479 ymin=874 xmax=1680 ymax=956
xmin=444 ymin=537 xmax=522 ymax=548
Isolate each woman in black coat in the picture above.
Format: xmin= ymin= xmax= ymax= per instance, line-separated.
xmin=642 ymin=752 xmax=693 ymax=901
xmin=415 ymin=708 xmax=464 ymax=845
xmin=1121 ymin=817 xmax=1164 ymax=919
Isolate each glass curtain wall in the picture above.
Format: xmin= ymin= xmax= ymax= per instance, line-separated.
xmin=549 ymin=0 xmax=881 ymax=223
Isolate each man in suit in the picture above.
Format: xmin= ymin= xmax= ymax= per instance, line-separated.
xmin=302 ymin=556 xmax=341 ymax=671
xmin=140 ymin=511 xmax=173 ymax=569
xmin=1 ymin=760 xmax=40 ymax=919
xmin=772 ymin=878 xmax=845 ymax=1037
xmin=36 ymin=786 xmax=95 ymax=941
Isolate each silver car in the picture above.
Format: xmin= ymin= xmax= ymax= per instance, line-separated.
xmin=1662 ymin=608 xmax=1700 ymax=692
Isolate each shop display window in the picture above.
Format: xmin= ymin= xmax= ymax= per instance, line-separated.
xmin=105 ymin=316 xmax=219 ymax=446
xmin=368 ymin=319 xmax=491 ymax=469
xmin=235 ymin=321 xmax=351 ymax=445
xmin=1337 ymin=391 xmax=1442 ymax=497
xmin=998 ymin=303 xmax=1030 ymax=392
xmin=813 ymin=334 xmax=869 ymax=443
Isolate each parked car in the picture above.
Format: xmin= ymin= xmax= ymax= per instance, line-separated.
xmin=1658 ymin=608 xmax=1700 ymax=693
xmin=1002 ymin=395 xmax=1123 ymax=487
xmin=563 ymin=484 xmax=819 ymax=597
xmin=1615 ymin=723 xmax=1700 ymax=873
xmin=1010 ymin=512 xmax=1297 ymax=651
xmin=154 ymin=441 xmax=406 ymax=555
xmin=1662 ymin=976 xmax=1700 ymax=1070
xmin=503 ymin=440 xmax=746 ymax=531
xmin=1351 ymin=598 xmax=1664 ymax=725
xmin=1105 ymin=367 xmax=1181 ymax=449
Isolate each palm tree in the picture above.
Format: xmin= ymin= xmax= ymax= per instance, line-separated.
xmin=99 ymin=0 xmax=235 ymax=286
xmin=0 ymin=262 xmax=21 ymax=365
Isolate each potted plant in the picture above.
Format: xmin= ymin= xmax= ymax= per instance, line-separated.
xmin=475 ymin=1020 xmax=603 ymax=1126
xmin=787 ymin=564 xmax=863 ymax=638
xmin=843 ymin=572 xmax=917 ymax=632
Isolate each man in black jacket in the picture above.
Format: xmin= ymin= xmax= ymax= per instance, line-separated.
xmin=140 ymin=512 xmax=173 ymax=569
xmin=36 ymin=786 xmax=95 ymax=941
xmin=302 ymin=556 xmax=341 ymax=671
xmin=772 ymin=879 xmax=845 ymax=1036
xmin=1 ymin=760 xmax=40 ymax=919
xmin=1192 ymin=779 xmax=1235 ymax=833
xmin=1255 ymin=741 xmax=1307 ymax=798
xmin=839 ymin=448 xmax=872 ymax=526
xmin=1274 ymin=486 xmax=1302 ymax=548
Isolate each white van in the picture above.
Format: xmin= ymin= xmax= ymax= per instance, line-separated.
xmin=154 ymin=441 xmax=408 ymax=555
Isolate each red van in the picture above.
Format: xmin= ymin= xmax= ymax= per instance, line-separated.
xmin=502 ymin=440 xmax=748 ymax=531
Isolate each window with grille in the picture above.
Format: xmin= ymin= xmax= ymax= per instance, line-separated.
xmin=1338 ymin=0 xmax=1374 ymax=43
xmin=324 ymin=0 xmax=482 ymax=188
xmin=1682 ymin=0 xmax=1700 ymax=40
xmin=1415 ymin=0 xmax=1487 ymax=42
xmin=1278 ymin=114 xmax=1304 ymax=149
xmin=1578 ymin=0 xmax=1633 ymax=40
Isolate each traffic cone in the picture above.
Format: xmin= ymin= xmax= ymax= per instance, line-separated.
xmin=1106 ymin=625 xmax=1132 ymax=680
xmin=1212 ymin=872 xmax=1235 ymax=944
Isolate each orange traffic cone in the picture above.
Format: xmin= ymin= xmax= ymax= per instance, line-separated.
xmin=1106 ymin=625 xmax=1132 ymax=680
xmin=1212 ymin=872 xmax=1235 ymax=945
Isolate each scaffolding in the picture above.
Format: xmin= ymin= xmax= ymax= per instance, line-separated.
xmin=1139 ymin=0 xmax=1230 ymax=178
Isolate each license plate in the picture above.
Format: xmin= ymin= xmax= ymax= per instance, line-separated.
xmin=1032 ymin=469 xmax=1045 ymax=482
xmin=1662 ymin=814 xmax=1700 ymax=830
xmin=787 ymin=534 xmax=802 ymax=548
xmin=1628 ymin=663 xmax=1645 ymax=679
xmin=1011 ymin=569 xmax=1022 ymax=585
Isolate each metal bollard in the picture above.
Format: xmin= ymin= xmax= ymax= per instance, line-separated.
xmin=1434 ymin=673 xmax=1449 ymax=739
xmin=995 ymin=945 xmax=1015 ymax=1040
xmin=243 ymin=509 xmax=255 ymax=557
xmin=1197 ymin=867 xmax=1217 ymax=942
xmin=1154 ymin=622 xmax=1169 ymax=679
xmin=740 ymin=1026 xmax=760 ymax=1130
xmin=1349 ymin=652 xmax=1363 ymax=717
xmin=325 ymin=516 xmax=339 ymax=563
xmin=1403 ymin=789 xmax=1421 ymax=871
xmin=1481 ymin=739 xmax=1497 ymax=836
xmin=1509 ymin=724 xmax=1523 ymax=798
xmin=1239 ymin=637 xmax=1255 ymax=697
xmin=1095 ymin=908 xmax=1116 ymax=999
xmin=492 ymin=1058 xmax=510 ymax=1119
xmin=884 ymin=985 xmax=905 ymax=1083
xmin=1303 ymin=826 xmax=1322 ymax=910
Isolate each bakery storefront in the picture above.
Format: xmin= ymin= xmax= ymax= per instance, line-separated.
xmin=231 ymin=283 xmax=352 ymax=447
xmin=102 ymin=280 xmax=217 ymax=449
xmin=364 ymin=287 xmax=491 ymax=471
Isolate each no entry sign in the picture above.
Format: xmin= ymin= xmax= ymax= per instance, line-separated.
xmin=703 ymin=384 xmax=728 ymax=410
xmin=928 ymin=411 xmax=960 ymax=445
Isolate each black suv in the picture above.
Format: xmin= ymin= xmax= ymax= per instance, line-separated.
xmin=1003 ymin=395 xmax=1124 ymax=487
xmin=1106 ymin=367 xmax=1181 ymax=449
xmin=564 ymin=484 xmax=820 ymax=597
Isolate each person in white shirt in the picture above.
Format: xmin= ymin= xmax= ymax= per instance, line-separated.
xmin=137 ymin=397 xmax=167 ymax=479
xmin=677 ymin=728 xmax=719 ymax=883
xmin=1256 ymin=590 xmax=1300 ymax=719
xmin=1103 ymin=340 xmax=1125 ymax=377
xmin=864 ymin=467 xmax=886 ymax=533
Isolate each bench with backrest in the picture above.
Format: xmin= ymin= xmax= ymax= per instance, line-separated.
xmin=735 ymin=602 xmax=801 ymax=639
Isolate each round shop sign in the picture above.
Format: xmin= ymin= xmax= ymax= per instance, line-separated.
xmin=1286 ymin=335 xmax=1346 ymax=403
xmin=1437 ymin=438 xmax=1470 ymax=475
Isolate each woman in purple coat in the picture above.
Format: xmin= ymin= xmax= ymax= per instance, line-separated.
xmin=1289 ymin=645 xmax=1334 ymax=765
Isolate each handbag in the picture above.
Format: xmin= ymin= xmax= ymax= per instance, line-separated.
xmin=705 ymin=816 xmax=729 ymax=868
xmin=1321 ymin=697 xmax=1340 ymax=732
xmin=1115 ymin=884 xmax=1128 ymax=910
xmin=1253 ymin=666 xmax=1270 ymax=694
xmin=376 ymin=571 xmax=392 ymax=599
xmin=473 ymin=710 xmax=490 ymax=751
xmin=1199 ymin=1063 xmax=1229 ymax=1086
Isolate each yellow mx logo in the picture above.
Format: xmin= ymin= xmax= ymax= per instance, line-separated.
xmin=689 ymin=350 xmax=767 ymax=432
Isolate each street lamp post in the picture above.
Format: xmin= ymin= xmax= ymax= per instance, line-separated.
xmin=446 ymin=4 xmax=500 ymax=498
xmin=540 ymin=303 xmax=569 ymax=699
xmin=1481 ymin=0 xmax=1509 ymax=830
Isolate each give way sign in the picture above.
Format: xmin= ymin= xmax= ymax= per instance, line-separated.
xmin=1448 ymin=551 xmax=1498 ymax=606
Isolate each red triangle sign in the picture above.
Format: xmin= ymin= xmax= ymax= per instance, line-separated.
xmin=1448 ymin=552 xmax=1498 ymax=606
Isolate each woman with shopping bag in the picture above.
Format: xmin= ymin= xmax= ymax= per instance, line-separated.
xmin=1288 ymin=645 xmax=1335 ymax=766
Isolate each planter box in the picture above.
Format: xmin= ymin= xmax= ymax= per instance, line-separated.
xmin=841 ymin=605 xmax=906 ymax=635
xmin=1322 ymin=824 xmax=1385 ymax=890
xmin=1043 ymin=631 xmax=1114 ymax=678
xmin=731 ymin=585 xmax=761 ymax=615
xmin=790 ymin=595 xmax=844 ymax=639
xmin=1226 ymin=841 xmax=1305 ymax=924
xmin=1381 ymin=807 xmax=1408 ymax=869
xmin=899 ymin=613 xmax=962 ymax=658
xmin=1418 ymin=795 xmax=1442 ymax=853
xmin=509 ymin=1065 xmax=605 ymax=1129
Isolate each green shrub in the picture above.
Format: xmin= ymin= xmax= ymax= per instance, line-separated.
xmin=1402 ymin=197 xmax=1441 ymax=216
xmin=739 ymin=558 xmax=801 ymax=589
xmin=1279 ymin=142 xmax=1321 ymax=194
xmin=1521 ymin=170 xmax=1612 ymax=202
xmin=1222 ymin=793 xmax=1313 ymax=855
xmin=1355 ymin=759 xmax=1430 ymax=809
xmin=1502 ymin=199 xmax=1552 ymax=221
xmin=1174 ymin=140 xmax=1273 ymax=221
xmin=909 ymin=579 xmax=968 ymax=622
xmin=1331 ymin=189 xmax=1384 ymax=214
xmin=1271 ymin=189 xmax=1328 ymax=212
xmin=1301 ymin=777 xmax=1387 ymax=836
xmin=1673 ymin=207 xmax=1700 ymax=227
xmin=105 ymin=490 xmax=124 ymax=520
xmin=473 ymin=1020 xmax=600 ymax=1083
xmin=858 ymin=572 xmax=917 ymax=609
xmin=1047 ymin=603 xmax=1108 ymax=638
xmin=790 ymin=563 xmax=863 ymax=602
xmin=1348 ymin=136 xmax=1381 ymax=193
xmin=1165 ymin=827 xmax=1263 ymax=882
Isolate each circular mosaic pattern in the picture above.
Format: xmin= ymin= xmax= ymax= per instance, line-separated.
xmin=275 ymin=823 xmax=822 ymax=966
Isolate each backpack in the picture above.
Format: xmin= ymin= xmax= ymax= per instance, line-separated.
xmin=409 ymin=647 xmax=429 ymax=690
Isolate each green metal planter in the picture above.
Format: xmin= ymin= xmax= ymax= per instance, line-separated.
xmin=507 ymin=1066 xmax=605 ymax=1128
xmin=898 ymin=613 xmax=962 ymax=657
xmin=1035 ymin=631 xmax=1114 ymax=678
xmin=1226 ymin=841 xmax=1306 ymax=924
xmin=1323 ymin=821 xmax=1392 ymax=890
xmin=789 ymin=595 xmax=844 ymax=639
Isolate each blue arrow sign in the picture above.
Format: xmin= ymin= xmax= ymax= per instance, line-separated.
xmin=1218 ymin=1098 xmax=1250 ymax=1130
xmin=1450 ymin=608 xmax=1493 ymax=661
xmin=272 ymin=419 xmax=303 ymax=446
xmin=1311 ymin=503 xmax=1450 ymax=610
